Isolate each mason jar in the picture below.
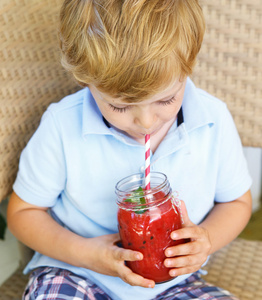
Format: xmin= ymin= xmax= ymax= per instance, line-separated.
xmin=115 ymin=172 xmax=184 ymax=283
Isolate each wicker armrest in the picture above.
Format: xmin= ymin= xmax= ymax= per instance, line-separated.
xmin=0 ymin=265 xmax=29 ymax=300
xmin=202 ymin=238 xmax=262 ymax=300
xmin=0 ymin=241 xmax=33 ymax=299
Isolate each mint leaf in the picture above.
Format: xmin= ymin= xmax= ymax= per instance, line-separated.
xmin=124 ymin=198 xmax=134 ymax=203
xmin=136 ymin=186 xmax=144 ymax=194
xmin=136 ymin=187 xmax=146 ymax=204
xmin=123 ymin=187 xmax=147 ymax=214
xmin=136 ymin=187 xmax=146 ymax=214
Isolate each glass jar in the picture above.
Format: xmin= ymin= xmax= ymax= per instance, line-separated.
xmin=115 ymin=172 xmax=184 ymax=283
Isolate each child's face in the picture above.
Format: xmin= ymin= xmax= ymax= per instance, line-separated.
xmin=89 ymin=79 xmax=186 ymax=142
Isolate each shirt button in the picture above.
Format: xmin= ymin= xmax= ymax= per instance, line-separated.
xmin=140 ymin=166 xmax=145 ymax=173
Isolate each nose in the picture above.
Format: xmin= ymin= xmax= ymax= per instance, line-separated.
xmin=134 ymin=107 xmax=156 ymax=130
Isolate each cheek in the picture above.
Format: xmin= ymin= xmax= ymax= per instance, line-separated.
xmin=99 ymin=106 xmax=121 ymax=123
xmin=106 ymin=113 xmax=131 ymax=129
xmin=159 ymin=106 xmax=181 ymax=121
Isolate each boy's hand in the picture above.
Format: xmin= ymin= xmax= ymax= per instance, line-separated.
xmin=85 ymin=233 xmax=155 ymax=288
xmin=164 ymin=200 xmax=211 ymax=277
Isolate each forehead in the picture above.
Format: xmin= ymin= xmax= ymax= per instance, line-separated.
xmin=91 ymin=79 xmax=185 ymax=105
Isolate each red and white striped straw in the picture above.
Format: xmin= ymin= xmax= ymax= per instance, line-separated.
xmin=145 ymin=134 xmax=151 ymax=190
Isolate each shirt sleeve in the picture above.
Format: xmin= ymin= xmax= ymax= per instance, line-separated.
xmin=215 ymin=106 xmax=252 ymax=202
xmin=13 ymin=109 xmax=66 ymax=207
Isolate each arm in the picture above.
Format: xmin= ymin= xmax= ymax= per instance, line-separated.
xmin=7 ymin=191 xmax=155 ymax=288
xmin=164 ymin=189 xmax=252 ymax=277
xmin=199 ymin=189 xmax=252 ymax=253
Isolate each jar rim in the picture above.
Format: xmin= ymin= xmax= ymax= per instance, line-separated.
xmin=115 ymin=172 xmax=171 ymax=210
xmin=115 ymin=172 xmax=167 ymax=194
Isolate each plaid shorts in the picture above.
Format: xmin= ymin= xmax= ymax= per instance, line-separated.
xmin=23 ymin=267 xmax=239 ymax=300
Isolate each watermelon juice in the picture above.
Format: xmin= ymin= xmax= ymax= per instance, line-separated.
xmin=116 ymin=172 xmax=184 ymax=283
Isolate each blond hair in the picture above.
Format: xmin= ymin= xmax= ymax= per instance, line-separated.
xmin=59 ymin=0 xmax=205 ymax=101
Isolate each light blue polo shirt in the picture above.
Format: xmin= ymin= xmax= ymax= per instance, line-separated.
xmin=13 ymin=78 xmax=252 ymax=300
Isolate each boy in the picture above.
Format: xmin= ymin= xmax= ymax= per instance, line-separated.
xmin=7 ymin=1 xmax=252 ymax=299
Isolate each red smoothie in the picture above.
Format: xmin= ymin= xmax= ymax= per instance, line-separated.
xmin=118 ymin=190 xmax=184 ymax=283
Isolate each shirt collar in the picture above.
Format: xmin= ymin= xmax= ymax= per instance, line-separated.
xmin=82 ymin=89 xmax=113 ymax=137
xmin=182 ymin=78 xmax=214 ymax=132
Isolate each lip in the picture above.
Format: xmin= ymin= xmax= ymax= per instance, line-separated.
xmin=139 ymin=128 xmax=158 ymax=137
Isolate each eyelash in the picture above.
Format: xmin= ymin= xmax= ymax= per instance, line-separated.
xmin=108 ymin=96 xmax=176 ymax=113
xmin=159 ymin=96 xmax=176 ymax=106
xmin=108 ymin=104 xmax=129 ymax=113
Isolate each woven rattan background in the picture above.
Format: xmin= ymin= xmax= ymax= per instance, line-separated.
xmin=193 ymin=0 xmax=262 ymax=148
xmin=0 ymin=0 xmax=261 ymax=201
xmin=203 ymin=238 xmax=262 ymax=300
xmin=0 ymin=0 xmax=79 ymax=201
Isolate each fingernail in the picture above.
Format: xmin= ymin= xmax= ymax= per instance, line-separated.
xmin=148 ymin=282 xmax=154 ymax=288
xmin=136 ymin=254 xmax=142 ymax=260
xmin=171 ymin=232 xmax=178 ymax=240
xmin=165 ymin=260 xmax=171 ymax=267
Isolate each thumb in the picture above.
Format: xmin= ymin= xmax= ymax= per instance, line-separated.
xmin=108 ymin=233 xmax=121 ymax=245
xmin=179 ymin=200 xmax=195 ymax=227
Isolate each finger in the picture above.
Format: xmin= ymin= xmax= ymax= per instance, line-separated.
xmin=170 ymin=225 xmax=203 ymax=241
xmin=165 ymin=240 xmax=200 ymax=257
xmin=113 ymin=246 xmax=143 ymax=262
xmin=164 ymin=253 xmax=202 ymax=269
xmin=120 ymin=266 xmax=155 ymax=288
xmin=169 ymin=265 xmax=200 ymax=277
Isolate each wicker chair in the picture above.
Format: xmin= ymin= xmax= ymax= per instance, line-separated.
xmin=0 ymin=0 xmax=261 ymax=299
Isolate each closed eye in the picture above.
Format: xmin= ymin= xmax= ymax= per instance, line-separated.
xmin=158 ymin=96 xmax=176 ymax=106
xmin=108 ymin=96 xmax=176 ymax=112
xmin=108 ymin=104 xmax=130 ymax=113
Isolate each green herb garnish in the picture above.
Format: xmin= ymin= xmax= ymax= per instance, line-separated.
xmin=124 ymin=186 xmax=147 ymax=214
